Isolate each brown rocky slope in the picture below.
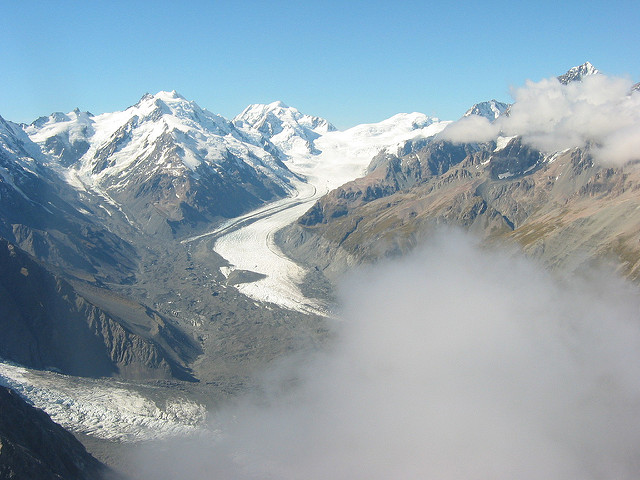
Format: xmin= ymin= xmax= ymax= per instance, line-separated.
xmin=278 ymin=138 xmax=640 ymax=282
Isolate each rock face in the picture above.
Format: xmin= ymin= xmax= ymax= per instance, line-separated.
xmin=0 ymin=238 xmax=197 ymax=381
xmin=0 ymin=386 xmax=112 ymax=480
xmin=280 ymin=136 xmax=640 ymax=283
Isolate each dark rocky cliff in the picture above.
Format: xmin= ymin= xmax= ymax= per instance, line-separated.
xmin=0 ymin=238 xmax=196 ymax=381
xmin=0 ymin=386 xmax=114 ymax=480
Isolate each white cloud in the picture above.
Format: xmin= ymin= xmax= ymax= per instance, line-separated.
xmin=133 ymin=230 xmax=640 ymax=480
xmin=438 ymin=114 xmax=500 ymax=143
xmin=441 ymin=73 xmax=640 ymax=165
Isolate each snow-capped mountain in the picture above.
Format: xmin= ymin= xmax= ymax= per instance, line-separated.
xmin=233 ymin=101 xmax=336 ymax=158
xmin=0 ymin=113 xmax=137 ymax=283
xmin=25 ymin=91 xmax=297 ymax=235
xmin=0 ymin=115 xmax=44 ymax=197
xmin=1 ymin=115 xmax=47 ymax=166
xmin=557 ymin=61 xmax=599 ymax=84
xmin=463 ymin=99 xmax=510 ymax=121
xmin=27 ymin=109 xmax=95 ymax=167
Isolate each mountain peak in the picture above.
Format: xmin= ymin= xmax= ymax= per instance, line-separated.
xmin=128 ymin=90 xmax=222 ymax=128
xmin=234 ymin=102 xmax=336 ymax=158
xmin=464 ymin=99 xmax=510 ymax=121
xmin=268 ymin=100 xmax=289 ymax=109
xmin=235 ymin=102 xmax=335 ymax=134
xmin=557 ymin=62 xmax=600 ymax=85
xmin=135 ymin=91 xmax=188 ymax=110
xmin=153 ymin=90 xmax=186 ymax=101
xmin=237 ymin=101 xmax=297 ymax=120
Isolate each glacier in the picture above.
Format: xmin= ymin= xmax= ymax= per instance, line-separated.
xmin=210 ymin=110 xmax=450 ymax=314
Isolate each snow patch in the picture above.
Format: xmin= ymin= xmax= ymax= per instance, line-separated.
xmin=494 ymin=135 xmax=517 ymax=152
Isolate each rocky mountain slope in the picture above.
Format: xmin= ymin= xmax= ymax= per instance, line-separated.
xmin=0 ymin=386 xmax=113 ymax=480
xmin=0 ymin=115 xmax=136 ymax=283
xmin=278 ymin=64 xmax=640 ymax=283
xmin=0 ymin=238 xmax=197 ymax=380
xmin=281 ymin=137 xmax=640 ymax=280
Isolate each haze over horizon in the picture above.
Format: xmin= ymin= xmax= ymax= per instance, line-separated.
xmin=1 ymin=0 xmax=638 ymax=128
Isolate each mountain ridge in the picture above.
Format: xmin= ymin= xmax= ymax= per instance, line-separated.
xmin=24 ymin=91 xmax=298 ymax=237
xmin=276 ymin=62 xmax=640 ymax=284
xmin=557 ymin=61 xmax=599 ymax=84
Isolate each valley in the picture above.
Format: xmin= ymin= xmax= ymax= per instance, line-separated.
xmin=1 ymin=97 xmax=450 ymax=473
xmin=1 ymin=62 xmax=640 ymax=478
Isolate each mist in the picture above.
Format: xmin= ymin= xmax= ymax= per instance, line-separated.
xmin=133 ymin=230 xmax=640 ymax=479
xmin=440 ymin=72 xmax=640 ymax=165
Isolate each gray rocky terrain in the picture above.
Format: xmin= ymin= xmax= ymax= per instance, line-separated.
xmin=0 ymin=238 xmax=197 ymax=380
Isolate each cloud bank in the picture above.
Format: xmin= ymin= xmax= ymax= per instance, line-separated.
xmin=437 ymin=114 xmax=500 ymax=143
xmin=134 ymin=230 xmax=640 ymax=479
xmin=440 ymin=73 xmax=640 ymax=165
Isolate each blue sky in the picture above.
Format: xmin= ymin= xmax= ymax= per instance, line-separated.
xmin=1 ymin=0 xmax=638 ymax=129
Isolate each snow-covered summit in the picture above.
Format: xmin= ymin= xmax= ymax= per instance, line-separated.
xmin=1 ymin=115 xmax=45 ymax=165
xmin=235 ymin=101 xmax=335 ymax=135
xmin=351 ymin=112 xmax=442 ymax=137
xmin=24 ymin=91 xmax=291 ymax=180
xmin=233 ymin=101 xmax=335 ymax=158
xmin=25 ymin=109 xmax=96 ymax=167
xmin=557 ymin=62 xmax=600 ymax=85
xmin=23 ymin=91 xmax=298 ymax=232
xmin=464 ymin=99 xmax=509 ymax=121
xmin=115 ymin=90 xmax=236 ymax=139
